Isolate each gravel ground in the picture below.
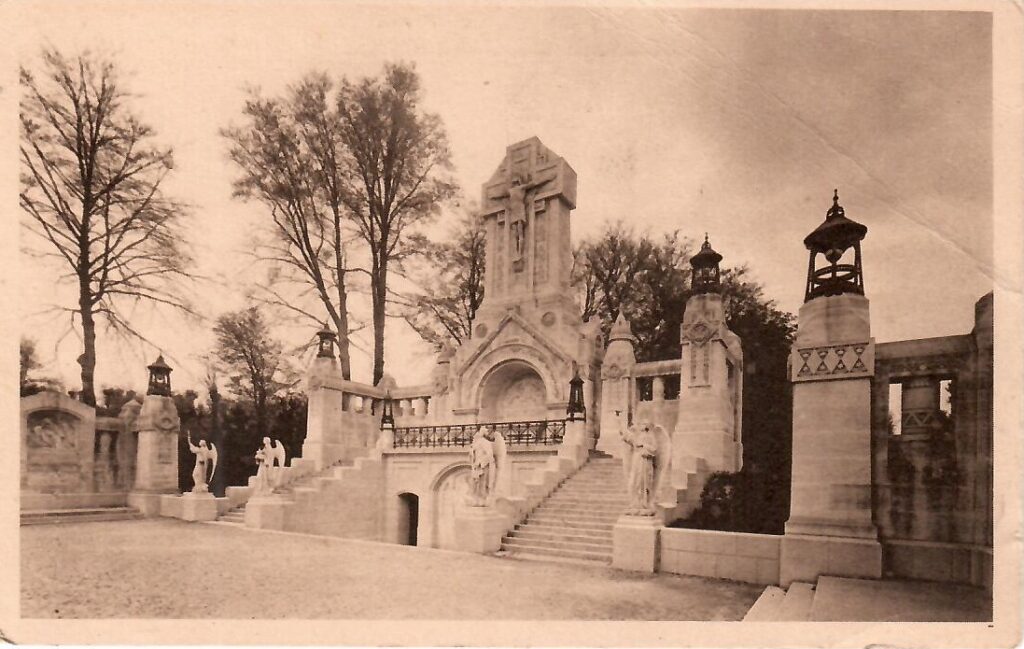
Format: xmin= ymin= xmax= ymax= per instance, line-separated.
xmin=22 ymin=519 xmax=761 ymax=619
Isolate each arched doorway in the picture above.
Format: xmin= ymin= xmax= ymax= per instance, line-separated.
xmin=396 ymin=492 xmax=419 ymax=546
xmin=433 ymin=466 xmax=472 ymax=550
xmin=479 ymin=360 xmax=548 ymax=422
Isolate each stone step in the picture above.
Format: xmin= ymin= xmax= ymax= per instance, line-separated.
xmin=509 ymin=528 xmax=613 ymax=545
xmin=502 ymin=535 xmax=611 ymax=554
xmin=776 ymin=582 xmax=816 ymax=621
xmin=520 ymin=519 xmax=614 ymax=534
xmin=742 ymin=586 xmax=788 ymax=621
xmin=527 ymin=514 xmax=619 ymax=528
xmin=498 ymin=550 xmax=610 ymax=568
xmin=536 ymin=504 xmax=625 ymax=516
xmin=531 ymin=507 xmax=621 ymax=521
xmin=500 ymin=539 xmax=611 ymax=563
xmin=548 ymin=495 xmax=626 ymax=505
xmin=20 ymin=507 xmax=142 ymax=526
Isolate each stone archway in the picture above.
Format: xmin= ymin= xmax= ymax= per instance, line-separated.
xmin=479 ymin=360 xmax=548 ymax=422
xmin=432 ymin=465 xmax=472 ymax=550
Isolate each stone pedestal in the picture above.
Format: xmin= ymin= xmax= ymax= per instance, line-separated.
xmin=245 ymin=495 xmax=288 ymax=530
xmin=160 ymin=492 xmax=220 ymax=522
xmin=454 ymin=507 xmax=509 ymax=554
xmin=781 ymin=293 xmax=881 ymax=585
xmin=612 ymin=515 xmax=661 ymax=573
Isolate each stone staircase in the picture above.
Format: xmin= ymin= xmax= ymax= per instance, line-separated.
xmin=742 ymin=581 xmax=816 ymax=621
xmin=212 ymin=456 xmax=357 ymax=527
xmin=20 ymin=506 xmax=143 ymax=526
xmin=742 ymin=576 xmax=992 ymax=622
xmin=500 ymin=452 xmax=625 ymax=564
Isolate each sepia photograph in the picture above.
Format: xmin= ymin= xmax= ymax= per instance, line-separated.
xmin=4 ymin=1 xmax=1021 ymax=646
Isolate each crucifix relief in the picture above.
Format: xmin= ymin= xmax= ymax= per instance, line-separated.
xmin=480 ymin=137 xmax=577 ymax=301
xmin=504 ymin=172 xmax=549 ymax=268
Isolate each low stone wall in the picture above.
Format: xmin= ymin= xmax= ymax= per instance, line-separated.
xmin=22 ymin=491 xmax=128 ymax=511
xmin=884 ymin=539 xmax=992 ymax=591
xmin=660 ymin=528 xmax=781 ymax=585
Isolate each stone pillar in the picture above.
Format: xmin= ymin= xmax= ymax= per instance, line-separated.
xmin=128 ymin=394 xmax=180 ymax=516
xmin=598 ymin=313 xmax=636 ymax=457
xmin=672 ymin=292 xmax=743 ymax=484
xmin=780 ymin=293 xmax=882 ymax=585
xmin=95 ymin=430 xmax=114 ymax=492
xmin=302 ymin=354 xmax=344 ymax=470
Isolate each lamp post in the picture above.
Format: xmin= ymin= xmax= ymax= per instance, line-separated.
xmin=316 ymin=326 xmax=337 ymax=358
xmin=380 ymin=391 xmax=396 ymax=430
xmin=146 ymin=355 xmax=172 ymax=396
xmin=566 ymin=365 xmax=586 ymax=422
xmin=690 ymin=233 xmax=723 ymax=294
xmin=803 ymin=189 xmax=868 ymax=302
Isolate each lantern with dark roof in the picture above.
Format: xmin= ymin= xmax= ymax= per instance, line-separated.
xmin=566 ymin=364 xmax=586 ymax=422
xmin=803 ymin=189 xmax=867 ymax=302
xmin=691 ymin=234 xmax=723 ymax=294
xmin=147 ymin=355 xmax=172 ymax=396
xmin=316 ymin=325 xmax=337 ymax=358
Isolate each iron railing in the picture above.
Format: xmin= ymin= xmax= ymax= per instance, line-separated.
xmin=391 ymin=419 xmax=566 ymax=449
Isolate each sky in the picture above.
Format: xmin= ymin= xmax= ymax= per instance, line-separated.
xmin=10 ymin=3 xmax=996 ymax=397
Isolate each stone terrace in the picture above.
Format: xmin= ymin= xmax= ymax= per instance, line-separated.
xmin=22 ymin=520 xmax=760 ymax=619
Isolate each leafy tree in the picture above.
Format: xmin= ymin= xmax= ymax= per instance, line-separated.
xmin=402 ymin=210 xmax=486 ymax=346
xmin=20 ymin=337 xmax=64 ymax=397
xmin=574 ymin=223 xmax=795 ymax=532
xmin=223 ymin=74 xmax=357 ymax=378
xmin=19 ymin=49 xmax=193 ymax=406
xmin=212 ymin=307 xmax=287 ymax=440
xmin=20 ymin=338 xmax=41 ymax=389
xmin=335 ymin=62 xmax=458 ymax=384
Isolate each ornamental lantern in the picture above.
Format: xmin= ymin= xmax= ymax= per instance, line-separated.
xmin=316 ymin=325 xmax=337 ymax=358
xmin=380 ymin=391 xmax=395 ymax=430
xmin=566 ymin=364 xmax=586 ymax=422
xmin=803 ymin=189 xmax=867 ymax=302
xmin=147 ymin=354 xmax=172 ymax=396
xmin=691 ymin=234 xmax=723 ymax=294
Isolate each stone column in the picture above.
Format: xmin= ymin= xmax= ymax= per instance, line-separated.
xmin=302 ymin=354 xmax=344 ymax=470
xmin=598 ymin=313 xmax=636 ymax=457
xmin=780 ymin=293 xmax=882 ymax=585
xmin=672 ymin=292 xmax=743 ymax=484
xmin=128 ymin=394 xmax=180 ymax=516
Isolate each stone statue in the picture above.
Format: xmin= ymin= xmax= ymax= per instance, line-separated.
xmin=187 ymin=433 xmax=218 ymax=494
xmin=253 ymin=437 xmax=287 ymax=495
xmin=505 ymin=172 xmax=548 ymax=262
xmin=619 ymin=419 xmax=671 ymax=515
xmin=467 ymin=426 xmax=498 ymax=506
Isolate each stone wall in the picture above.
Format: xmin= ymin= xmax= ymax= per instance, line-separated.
xmin=870 ymin=293 xmax=992 ymax=585
xmin=660 ymin=528 xmax=781 ymax=585
xmin=20 ymin=392 xmax=138 ymax=510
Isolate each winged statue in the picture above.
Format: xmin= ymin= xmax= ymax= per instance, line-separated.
xmin=188 ymin=433 xmax=218 ymax=494
xmin=618 ymin=419 xmax=671 ymax=515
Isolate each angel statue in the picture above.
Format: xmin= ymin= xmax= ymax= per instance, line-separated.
xmin=253 ymin=437 xmax=288 ymax=495
xmin=619 ymin=418 xmax=670 ymax=515
xmin=188 ymin=433 xmax=218 ymax=494
xmin=467 ymin=426 xmax=498 ymax=506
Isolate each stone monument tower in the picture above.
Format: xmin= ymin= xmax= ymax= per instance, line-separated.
xmin=127 ymin=355 xmax=181 ymax=515
xmin=780 ymin=190 xmax=882 ymax=585
xmin=672 ymin=236 xmax=743 ymax=487
xmin=436 ymin=137 xmax=601 ymax=438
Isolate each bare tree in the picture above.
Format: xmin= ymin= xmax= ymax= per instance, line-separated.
xmin=335 ymin=62 xmax=458 ymax=384
xmin=223 ymin=74 xmax=358 ymax=379
xmin=401 ymin=210 xmax=486 ymax=347
xmin=19 ymin=49 xmax=193 ymax=406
